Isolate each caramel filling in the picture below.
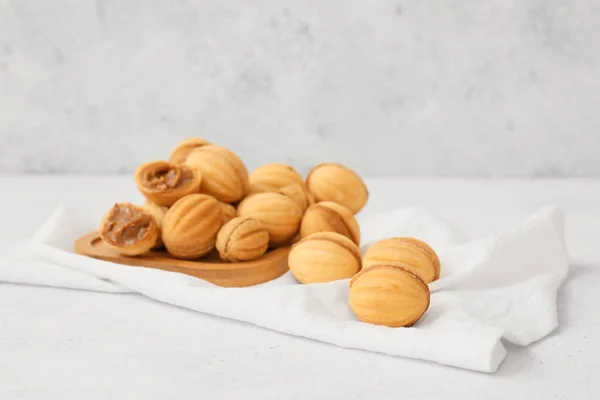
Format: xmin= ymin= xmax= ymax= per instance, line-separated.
xmin=144 ymin=166 xmax=193 ymax=191
xmin=102 ymin=204 xmax=153 ymax=246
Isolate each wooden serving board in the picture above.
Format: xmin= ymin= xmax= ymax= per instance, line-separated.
xmin=74 ymin=232 xmax=290 ymax=287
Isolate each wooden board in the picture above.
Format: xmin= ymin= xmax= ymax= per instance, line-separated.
xmin=73 ymin=231 xmax=290 ymax=287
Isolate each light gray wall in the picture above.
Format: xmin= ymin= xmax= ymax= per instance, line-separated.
xmin=1 ymin=0 xmax=599 ymax=177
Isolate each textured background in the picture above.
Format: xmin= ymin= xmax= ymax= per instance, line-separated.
xmin=0 ymin=0 xmax=599 ymax=177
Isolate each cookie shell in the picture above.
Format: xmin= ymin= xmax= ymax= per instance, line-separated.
xmin=237 ymin=192 xmax=303 ymax=246
xmin=349 ymin=264 xmax=430 ymax=327
xmin=216 ymin=217 xmax=269 ymax=262
xmin=162 ymin=194 xmax=223 ymax=259
xmin=306 ymin=163 xmax=368 ymax=214
xmin=288 ymin=231 xmax=361 ymax=284
xmin=300 ymin=201 xmax=360 ymax=245
xmin=362 ymin=238 xmax=437 ymax=283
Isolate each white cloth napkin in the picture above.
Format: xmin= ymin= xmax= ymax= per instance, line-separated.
xmin=0 ymin=205 xmax=569 ymax=373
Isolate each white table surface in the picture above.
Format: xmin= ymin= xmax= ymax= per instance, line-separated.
xmin=1 ymin=175 xmax=599 ymax=399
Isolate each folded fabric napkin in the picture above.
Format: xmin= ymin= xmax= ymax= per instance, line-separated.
xmin=0 ymin=205 xmax=569 ymax=373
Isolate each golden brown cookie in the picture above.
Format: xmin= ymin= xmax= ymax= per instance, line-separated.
xmin=185 ymin=145 xmax=250 ymax=203
xmin=248 ymin=183 xmax=277 ymax=195
xmin=134 ymin=161 xmax=201 ymax=206
xmin=349 ymin=264 xmax=430 ymax=327
xmin=237 ymin=192 xmax=303 ymax=246
xmin=249 ymin=163 xmax=304 ymax=190
xmin=99 ymin=202 xmax=159 ymax=256
xmin=300 ymin=201 xmax=360 ymax=245
xmin=362 ymin=237 xmax=438 ymax=284
xmin=168 ymin=137 xmax=211 ymax=164
xmin=248 ymin=183 xmax=311 ymax=213
xmin=306 ymin=163 xmax=368 ymax=214
xmin=277 ymin=184 xmax=311 ymax=213
xmin=397 ymin=237 xmax=441 ymax=280
xmin=216 ymin=216 xmax=269 ymax=262
xmin=162 ymin=194 xmax=223 ymax=259
xmin=288 ymin=232 xmax=361 ymax=284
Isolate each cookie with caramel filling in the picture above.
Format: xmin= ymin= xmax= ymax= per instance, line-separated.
xmin=134 ymin=161 xmax=201 ymax=206
xmin=99 ymin=202 xmax=159 ymax=256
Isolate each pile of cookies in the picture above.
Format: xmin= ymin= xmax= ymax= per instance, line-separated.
xmin=98 ymin=137 xmax=440 ymax=328
xmin=289 ymin=234 xmax=439 ymax=327
xmin=348 ymin=238 xmax=439 ymax=327
xmin=99 ymin=137 xmax=368 ymax=261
